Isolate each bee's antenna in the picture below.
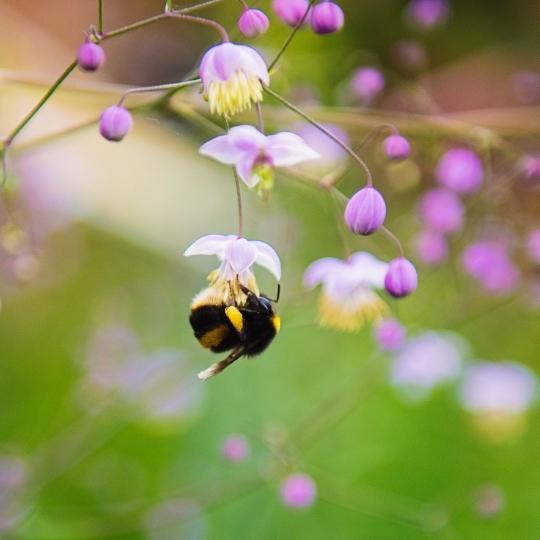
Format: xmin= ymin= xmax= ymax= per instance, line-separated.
xmin=274 ymin=283 xmax=281 ymax=303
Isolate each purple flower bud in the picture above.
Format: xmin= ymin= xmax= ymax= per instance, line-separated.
xmin=374 ymin=319 xmax=406 ymax=351
xmin=272 ymin=0 xmax=310 ymax=27
xmin=383 ymin=134 xmax=411 ymax=161
xmin=392 ymin=40 xmax=428 ymax=73
xmin=519 ymin=155 xmax=540 ymax=187
xmin=310 ymin=2 xmax=344 ymax=34
xmin=351 ymin=67 xmax=385 ymax=104
xmin=405 ymin=0 xmax=449 ymax=30
xmin=77 ymin=42 xmax=105 ymax=72
xmin=238 ymin=9 xmax=270 ymax=38
xmin=344 ymin=187 xmax=386 ymax=235
xmin=99 ymin=106 xmax=133 ymax=142
xmin=436 ymin=148 xmax=484 ymax=194
xmin=461 ymin=241 xmax=519 ymax=295
xmin=418 ymin=188 xmax=464 ymax=233
xmin=414 ymin=229 xmax=448 ymax=265
xmin=280 ymin=473 xmax=317 ymax=509
xmin=221 ymin=434 xmax=250 ymax=462
xmin=385 ymin=258 xmax=418 ymax=298
xmin=525 ymin=229 xmax=540 ymax=264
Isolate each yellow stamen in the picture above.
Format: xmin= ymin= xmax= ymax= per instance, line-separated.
xmin=318 ymin=293 xmax=388 ymax=332
xmin=206 ymin=70 xmax=263 ymax=119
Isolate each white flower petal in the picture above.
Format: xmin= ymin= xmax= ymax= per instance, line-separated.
xmin=184 ymin=234 xmax=232 ymax=257
xmin=303 ymin=257 xmax=345 ymax=288
xmin=199 ymin=135 xmax=245 ymax=165
xmin=252 ymin=240 xmax=282 ymax=281
xmin=238 ymin=44 xmax=270 ymax=85
xmin=236 ymin=153 xmax=259 ymax=187
xmin=266 ymin=132 xmax=320 ymax=167
xmin=348 ymin=251 xmax=389 ymax=288
xmin=224 ymin=237 xmax=258 ymax=274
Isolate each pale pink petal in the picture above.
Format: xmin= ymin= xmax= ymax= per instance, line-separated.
xmin=228 ymin=125 xmax=268 ymax=151
xmin=266 ymin=132 xmax=320 ymax=167
xmin=184 ymin=234 xmax=232 ymax=257
xmin=237 ymin=44 xmax=270 ymax=85
xmin=348 ymin=252 xmax=389 ymax=288
xmin=199 ymin=135 xmax=245 ymax=165
xmin=303 ymin=257 xmax=346 ymax=288
xmin=251 ymin=241 xmax=282 ymax=280
xmin=224 ymin=238 xmax=258 ymax=274
xmin=236 ymin=152 xmax=259 ymax=187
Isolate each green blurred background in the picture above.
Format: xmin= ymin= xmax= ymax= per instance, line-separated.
xmin=1 ymin=0 xmax=540 ymax=538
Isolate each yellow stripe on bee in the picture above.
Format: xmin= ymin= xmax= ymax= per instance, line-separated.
xmin=199 ymin=325 xmax=229 ymax=348
xmin=225 ymin=306 xmax=244 ymax=333
xmin=272 ymin=315 xmax=281 ymax=333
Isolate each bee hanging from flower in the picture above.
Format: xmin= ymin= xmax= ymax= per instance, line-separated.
xmin=184 ymin=234 xmax=281 ymax=380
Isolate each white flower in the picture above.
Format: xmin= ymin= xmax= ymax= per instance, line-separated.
xmin=303 ymin=251 xmax=389 ymax=331
xmin=459 ymin=362 xmax=537 ymax=414
xmin=184 ymin=234 xmax=281 ymax=303
xmin=391 ymin=331 xmax=466 ymax=400
xmin=199 ymin=42 xmax=270 ymax=119
xmin=199 ymin=125 xmax=319 ymax=188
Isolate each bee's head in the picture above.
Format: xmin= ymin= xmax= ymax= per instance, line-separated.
xmin=259 ymin=295 xmax=274 ymax=313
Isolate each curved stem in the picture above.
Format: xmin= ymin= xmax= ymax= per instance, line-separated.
xmin=255 ymin=102 xmax=265 ymax=133
xmin=166 ymin=12 xmax=229 ymax=42
xmin=263 ymin=86 xmax=374 ymax=186
xmin=268 ymin=0 xmax=316 ymax=72
xmin=98 ymin=0 xmax=104 ymax=34
xmin=233 ymin=169 xmax=244 ymax=237
xmin=381 ymin=226 xmax=405 ymax=258
xmin=117 ymin=79 xmax=200 ymax=106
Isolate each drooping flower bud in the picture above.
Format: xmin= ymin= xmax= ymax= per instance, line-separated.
xmin=221 ymin=434 xmax=250 ymax=462
xmin=351 ymin=67 xmax=385 ymax=104
xmin=238 ymin=9 xmax=270 ymax=38
xmin=383 ymin=134 xmax=411 ymax=161
xmin=418 ymin=188 xmax=464 ymax=233
xmin=374 ymin=318 xmax=406 ymax=351
xmin=436 ymin=148 xmax=484 ymax=194
xmin=272 ymin=0 xmax=310 ymax=27
xmin=344 ymin=187 xmax=386 ymax=235
xmin=310 ymin=2 xmax=345 ymax=34
xmin=99 ymin=106 xmax=133 ymax=142
xmin=405 ymin=0 xmax=449 ymax=30
xmin=384 ymin=258 xmax=418 ymax=298
xmin=77 ymin=42 xmax=105 ymax=72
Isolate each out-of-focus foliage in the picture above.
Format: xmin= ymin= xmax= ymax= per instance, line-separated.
xmin=1 ymin=1 xmax=540 ymax=539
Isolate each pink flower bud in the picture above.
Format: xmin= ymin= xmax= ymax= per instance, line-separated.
xmin=77 ymin=42 xmax=105 ymax=72
xmin=351 ymin=67 xmax=385 ymax=104
xmin=221 ymin=434 xmax=250 ymax=462
xmin=238 ymin=9 xmax=270 ymax=38
xmin=374 ymin=318 xmax=406 ymax=351
xmin=436 ymin=148 xmax=484 ymax=194
xmin=272 ymin=0 xmax=310 ymax=27
xmin=383 ymin=134 xmax=411 ymax=161
xmin=99 ymin=106 xmax=133 ymax=142
xmin=280 ymin=473 xmax=317 ymax=509
xmin=414 ymin=229 xmax=448 ymax=265
xmin=418 ymin=188 xmax=464 ymax=233
xmin=385 ymin=258 xmax=418 ymax=298
xmin=344 ymin=187 xmax=386 ymax=235
xmin=310 ymin=2 xmax=344 ymax=34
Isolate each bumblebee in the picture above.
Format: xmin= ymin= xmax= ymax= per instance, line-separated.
xmin=189 ymin=283 xmax=281 ymax=380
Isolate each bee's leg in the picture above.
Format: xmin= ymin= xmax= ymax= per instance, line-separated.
xmin=197 ymin=346 xmax=244 ymax=381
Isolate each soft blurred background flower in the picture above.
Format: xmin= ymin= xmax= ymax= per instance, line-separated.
xmin=1 ymin=0 xmax=540 ymax=538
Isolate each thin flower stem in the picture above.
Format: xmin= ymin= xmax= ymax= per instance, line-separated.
xmin=4 ymin=60 xmax=78 ymax=146
xmin=268 ymin=0 xmax=316 ymax=72
xmin=165 ymin=0 xmax=174 ymax=11
xmin=381 ymin=226 xmax=405 ymax=258
xmin=233 ymin=169 xmax=244 ymax=237
xmin=255 ymin=102 xmax=265 ymax=133
xmin=330 ymin=189 xmax=352 ymax=258
xmin=166 ymin=12 xmax=229 ymax=42
xmin=237 ymin=0 xmax=250 ymax=9
xmin=117 ymin=79 xmax=200 ymax=106
xmin=263 ymin=86 xmax=374 ymax=186
xmin=98 ymin=0 xmax=104 ymax=34
xmin=98 ymin=0 xmax=226 ymax=40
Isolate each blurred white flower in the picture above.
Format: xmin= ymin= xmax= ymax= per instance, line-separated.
xmin=390 ymin=331 xmax=466 ymax=400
